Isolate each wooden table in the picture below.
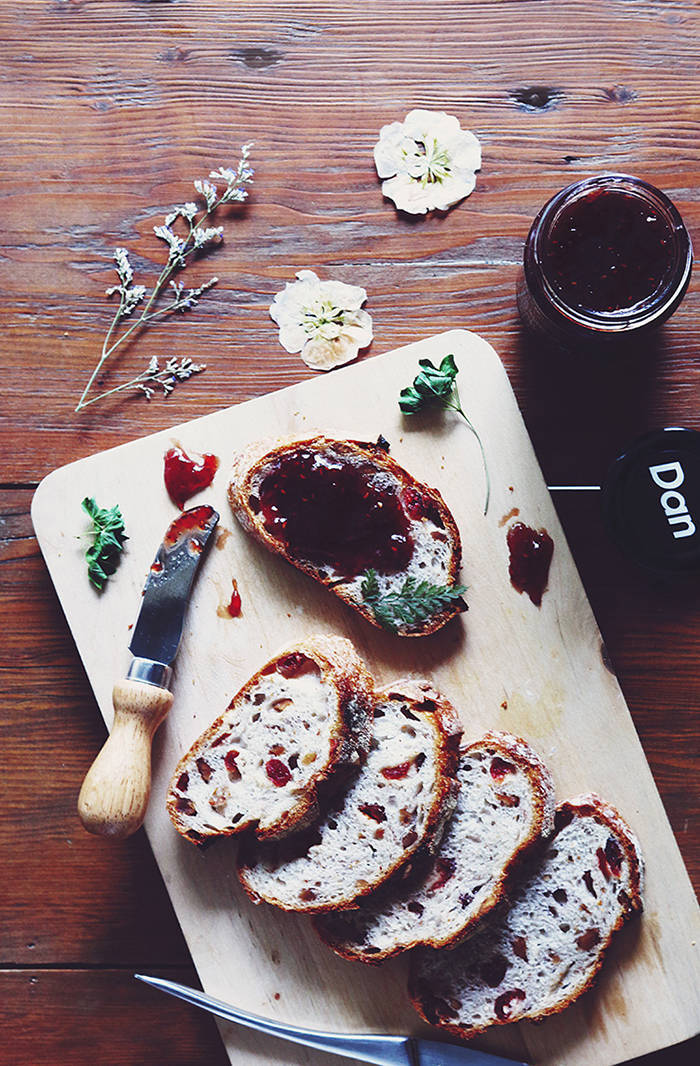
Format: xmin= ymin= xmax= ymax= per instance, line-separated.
xmin=1 ymin=2 xmax=698 ymax=1064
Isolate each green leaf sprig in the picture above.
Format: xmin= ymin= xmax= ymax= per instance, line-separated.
xmin=399 ymin=353 xmax=490 ymax=515
xmin=81 ymin=497 xmax=128 ymax=591
xmin=361 ymin=568 xmax=467 ymax=634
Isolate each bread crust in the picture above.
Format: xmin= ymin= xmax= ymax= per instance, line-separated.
xmin=315 ymin=731 xmax=555 ymax=962
xmin=408 ymin=793 xmax=644 ymax=1039
xmin=236 ymin=679 xmax=463 ymax=913
xmin=166 ymin=634 xmax=374 ymax=844
xmin=228 ymin=436 xmax=465 ymax=637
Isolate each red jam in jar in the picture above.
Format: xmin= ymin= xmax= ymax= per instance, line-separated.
xmin=518 ymin=175 xmax=692 ymax=346
xmin=255 ymin=448 xmax=413 ymax=577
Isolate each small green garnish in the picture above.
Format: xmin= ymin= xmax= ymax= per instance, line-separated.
xmin=361 ymin=568 xmax=467 ymax=634
xmin=399 ymin=353 xmax=490 ymax=515
xmin=81 ymin=497 xmax=128 ymax=591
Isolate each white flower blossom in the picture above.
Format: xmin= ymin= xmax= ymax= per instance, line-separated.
xmin=373 ymin=109 xmax=481 ymax=215
xmin=194 ymin=179 xmax=218 ymax=210
xmin=193 ymin=225 xmax=224 ymax=249
xmin=270 ymin=270 xmax=373 ymax=371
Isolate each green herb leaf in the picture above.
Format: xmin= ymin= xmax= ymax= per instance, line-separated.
xmin=360 ymin=568 xmax=466 ymax=634
xmin=81 ymin=497 xmax=128 ymax=591
xmin=398 ymin=353 xmax=490 ymax=516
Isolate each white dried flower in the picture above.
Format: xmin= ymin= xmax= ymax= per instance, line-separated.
xmin=105 ymin=249 xmax=146 ymax=318
xmin=194 ymin=179 xmax=218 ymax=211
xmin=193 ymin=225 xmax=224 ymax=249
xmin=373 ymin=109 xmax=481 ymax=215
xmin=269 ymin=270 xmax=373 ymax=372
xmin=153 ymin=224 xmax=187 ymax=263
xmin=136 ymin=355 xmax=206 ymax=400
xmin=114 ymin=247 xmax=133 ymax=284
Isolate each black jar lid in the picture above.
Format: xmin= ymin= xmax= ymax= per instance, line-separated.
xmin=602 ymin=428 xmax=700 ymax=573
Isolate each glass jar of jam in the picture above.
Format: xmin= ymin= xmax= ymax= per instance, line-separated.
xmin=517 ymin=174 xmax=692 ymax=347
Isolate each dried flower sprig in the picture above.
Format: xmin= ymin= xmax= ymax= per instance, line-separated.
xmin=79 ymin=355 xmax=208 ymax=405
xmin=75 ymin=144 xmax=253 ymax=412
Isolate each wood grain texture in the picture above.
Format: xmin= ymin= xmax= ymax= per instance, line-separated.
xmin=1 ymin=2 xmax=698 ymax=1065
xmin=1 ymin=0 xmax=699 ymax=483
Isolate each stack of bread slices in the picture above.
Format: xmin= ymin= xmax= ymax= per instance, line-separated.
xmin=167 ymin=636 xmax=644 ymax=1039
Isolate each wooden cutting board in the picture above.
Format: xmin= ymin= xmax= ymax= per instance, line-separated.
xmin=32 ymin=330 xmax=700 ymax=1066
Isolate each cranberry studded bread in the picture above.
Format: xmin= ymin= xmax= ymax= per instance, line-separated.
xmin=409 ymin=795 xmax=644 ymax=1038
xmin=228 ymin=437 xmax=465 ymax=636
xmin=237 ymin=681 xmax=462 ymax=913
xmin=167 ymin=636 xmax=374 ymax=845
xmin=315 ymin=732 xmax=555 ymax=963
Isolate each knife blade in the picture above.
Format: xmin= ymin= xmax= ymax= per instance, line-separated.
xmin=134 ymin=974 xmax=528 ymax=1066
xmin=78 ymin=505 xmax=219 ymax=839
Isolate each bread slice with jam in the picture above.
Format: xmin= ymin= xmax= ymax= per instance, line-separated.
xmin=237 ymin=680 xmax=462 ymax=913
xmin=166 ymin=635 xmax=374 ymax=844
xmin=228 ymin=436 xmax=465 ymax=637
xmin=408 ymin=794 xmax=644 ymax=1037
xmin=314 ymin=732 xmax=555 ymax=963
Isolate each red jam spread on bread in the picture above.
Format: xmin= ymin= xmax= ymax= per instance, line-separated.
xmin=164 ymin=445 xmax=219 ymax=509
xmin=256 ymin=449 xmax=414 ymax=576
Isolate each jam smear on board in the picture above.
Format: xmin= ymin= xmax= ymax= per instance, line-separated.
xmin=507 ymin=522 xmax=554 ymax=607
xmin=541 ymin=189 xmax=677 ymax=314
xmin=227 ymin=579 xmax=241 ymax=617
xmin=257 ymin=449 xmax=413 ymax=577
xmin=164 ymin=445 xmax=219 ymax=509
xmin=163 ymin=505 xmax=217 ymax=547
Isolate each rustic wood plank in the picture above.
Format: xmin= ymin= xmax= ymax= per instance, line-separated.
xmin=0 ymin=969 xmax=229 ymax=1066
xmin=0 ymin=968 xmax=697 ymax=1066
xmin=0 ymin=0 xmax=698 ymax=481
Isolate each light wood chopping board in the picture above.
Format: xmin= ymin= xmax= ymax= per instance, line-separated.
xmin=32 ymin=330 xmax=700 ymax=1066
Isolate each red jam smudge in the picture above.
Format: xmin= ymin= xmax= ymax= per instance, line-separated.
xmin=506 ymin=522 xmax=554 ymax=607
xmin=256 ymin=448 xmax=413 ymax=577
xmin=164 ymin=445 xmax=219 ymax=509
xmin=163 ymin=505 xmax=217 ymax=547
xmin=227 ymin=580 xmax=241 ymax=618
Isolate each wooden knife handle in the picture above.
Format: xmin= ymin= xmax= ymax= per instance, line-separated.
xmin=77 ymin=679 xmax=174 ymax=839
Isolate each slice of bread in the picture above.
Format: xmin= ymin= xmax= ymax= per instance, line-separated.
xmin=237 ymin=680 xmax=462 ymax=913
xmin=166 ymin=635 xmax=374 ymax=845
xmin=228 ymin=436 xmax=465 ymax=636
xmin=409 ymin=795 xmax=644 ymax=1037
xmin=314 ymin=732 xmax=555 ymax=963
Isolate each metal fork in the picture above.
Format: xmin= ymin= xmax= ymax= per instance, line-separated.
xmin=135 ymin=974 xmax=528 ymax=1066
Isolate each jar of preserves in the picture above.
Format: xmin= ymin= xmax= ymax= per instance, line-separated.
xmin=517 ymin=174 xmax=692 ymax=347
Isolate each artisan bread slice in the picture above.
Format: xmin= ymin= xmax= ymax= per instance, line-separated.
xmin=228 ymin=436 xmax=465 ymax=636
xmin=409 ymin=795 xmax=644 ymax=1037
xmin=166 ymin=635 xmax=374 ymax=844
xmin=237 ymin=680 xmax=462 ymax=913
xmin=315 ymin=732 xmax=555 ymax=962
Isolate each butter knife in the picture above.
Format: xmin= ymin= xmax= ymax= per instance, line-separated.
xmin=78 ymin=504 xmax=219 ymax=839
xmin=134 ymin=974 xmax=528 ymax=1066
